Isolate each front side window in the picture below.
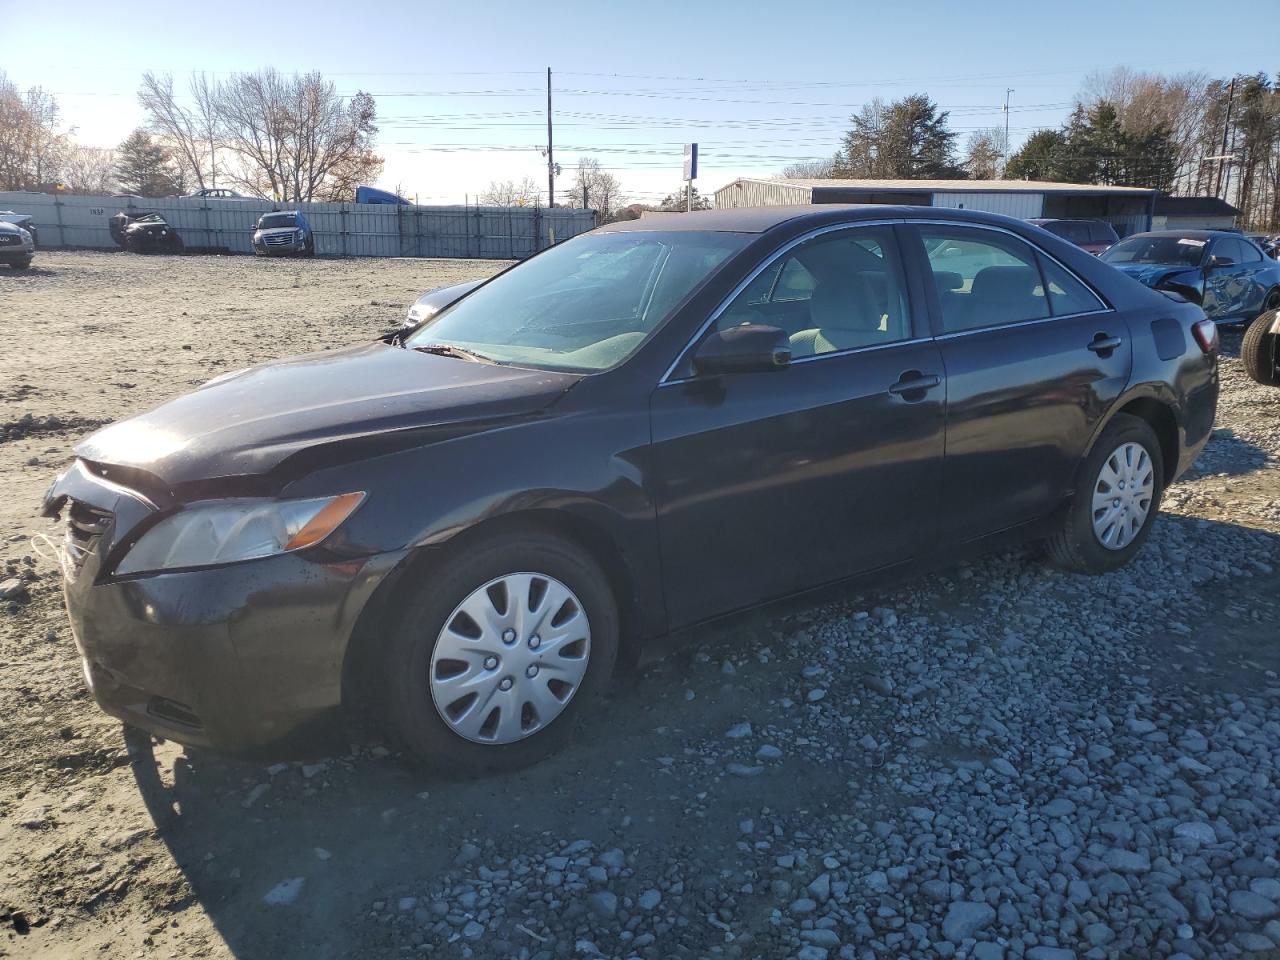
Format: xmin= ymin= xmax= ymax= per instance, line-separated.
xmin=408 ymin=230 xmax=748 ymax=372
xmin=921 ymin=227 xmax=1050 ymax=332
xmin=716 ymin=226 xmax=911 ymax=357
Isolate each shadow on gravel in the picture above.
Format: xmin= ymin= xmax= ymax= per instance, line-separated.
xmin=1186 ymin=426 xmax=1271 ymax=477
xmin=120 ymin=512 xmax=1280 ymax=960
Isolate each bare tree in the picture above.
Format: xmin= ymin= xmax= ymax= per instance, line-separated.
xmin=963 ymin=127 xmax=1007 ymax=179
xmin=0 ymin=73 xmax=67 ymax=190
xmin=780 ymin=156 xmax=839 ymax=179
xmin=138 ymin=71 xmax=220 ymax=190
xmin=61 ymin=145 xmax=117 ymax=194
xmin=141 ymin=69 xmax=382 ymax=202
xmin=562 ymin=158 xmax=625 ymax=221
xmin=479 ymin=177 xmax=542 ymax=206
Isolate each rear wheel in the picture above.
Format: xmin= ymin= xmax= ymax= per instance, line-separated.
xmin=382 ymin=531 xmax=618 ymax=774
xmin=1045 ymin=414 xmax=1164 ymax=574
xmin=1243 ymin=309 xmax=1280 ymax=386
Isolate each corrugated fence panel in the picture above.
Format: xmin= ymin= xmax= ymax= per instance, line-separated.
xmin=712 ymin=179 xmax=812 ymax=208
xmin=0 ymin=192 xmax=597 ymax=259
xmin=929 ymin=192 xmax=1045 ymax=218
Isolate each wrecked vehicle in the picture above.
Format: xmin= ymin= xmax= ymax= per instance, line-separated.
xmin=110 ymin=212 xmax=184 ymax=254
xmin=1101 ymin=230 xmax=1280 ymax=323
xmin=1243 ymin=308 xmax=1280 ymax=387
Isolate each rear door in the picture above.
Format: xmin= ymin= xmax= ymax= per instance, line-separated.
xmin=906 ymin=223 xmax=1132 ymax=545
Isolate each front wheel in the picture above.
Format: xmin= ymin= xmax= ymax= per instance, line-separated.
xmin=1045 ymin=414 xmax=1164 ymax=574
xmin=382 ymin=530 xmax=618 ymax=774
xmin=1242 ymin=308 xmax=1280 ymax=386
xmin=11 ymin=259 xmax=31 ymax=270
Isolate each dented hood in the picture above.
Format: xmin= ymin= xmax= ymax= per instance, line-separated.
xmin=76 ymin=342 xmax=580 ymax=489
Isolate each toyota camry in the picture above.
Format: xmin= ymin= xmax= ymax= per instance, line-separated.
xmin=43 ymin=205 xmax=1219 ymax=772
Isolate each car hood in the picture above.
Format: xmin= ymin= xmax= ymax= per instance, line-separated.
xmin=1108 ymin=262 xmax=1200 ymax=285
xmin=256 ymin=226 xmax=300 ymax=237
xmin=76 ymin=342 xmax=581 ymax=493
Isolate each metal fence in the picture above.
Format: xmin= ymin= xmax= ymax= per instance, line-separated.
xmin=0 ymin=192 xmax=597 ymax=259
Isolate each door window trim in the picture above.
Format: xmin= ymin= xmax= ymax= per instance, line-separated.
xmin=659 ymin=219 xmax=924 ymax=385
xmin=903 ymin=220 xmax=1113 ymax=340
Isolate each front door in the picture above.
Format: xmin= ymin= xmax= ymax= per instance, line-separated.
xmin=908 ymin=223 xmax=1133 ymax=545
xmin=648 ymin=224 xmax=946 ymax=628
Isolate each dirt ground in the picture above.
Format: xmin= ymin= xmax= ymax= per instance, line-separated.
xmin=1 ymin=250 xmax=1278 ymax=960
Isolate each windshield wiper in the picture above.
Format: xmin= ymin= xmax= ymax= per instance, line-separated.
xmin=411 ymin=343 xmax=499 ymax=364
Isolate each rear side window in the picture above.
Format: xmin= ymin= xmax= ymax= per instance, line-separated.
xmin=920 ymin=227 xmax=1050 ymax=332
xmin=1091 ymin=222 xmax=1119 ymax=245
xmin=1038 ymin=256 xmax=1106 ymax=316
xmin=1237 ymin=239 xmax=1263 ymax=263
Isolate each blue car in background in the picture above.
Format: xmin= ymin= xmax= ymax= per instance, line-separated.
xmin=252 ymin=210 xmax=314 ymax=257
xmin=1100 ymin=230 xmax=1280 ymax=324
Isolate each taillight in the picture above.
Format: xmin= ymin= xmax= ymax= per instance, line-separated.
xmin=1191 ymin=318 xmax=1219 ymax=355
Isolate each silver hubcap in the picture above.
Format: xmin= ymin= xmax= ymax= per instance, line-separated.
xmin=1092 ymin=441 xmax=1154 ymax=550
xmin=429 ymin=572 xmax=590 ymax=744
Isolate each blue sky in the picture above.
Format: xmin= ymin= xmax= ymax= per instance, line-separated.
xmin=4 ymin=0 xmax=1276 ymax=203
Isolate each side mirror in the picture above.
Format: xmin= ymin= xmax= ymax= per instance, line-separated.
xmin=1209 ymin=254 xmax=1234 ymax=269
xmin=693 ymin=324 xmax=791 ymax=376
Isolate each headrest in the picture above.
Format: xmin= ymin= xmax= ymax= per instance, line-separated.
xmin=970 ymin=265 xmax=1040 ymax=303
xmin=933 ymin=271 xmax=963 ymax=293
xmin=808 ymin=274 xmax=882 ymax=332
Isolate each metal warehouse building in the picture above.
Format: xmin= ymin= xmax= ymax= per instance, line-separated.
xmin=713 ymin=178 xmax=1158 ymax=237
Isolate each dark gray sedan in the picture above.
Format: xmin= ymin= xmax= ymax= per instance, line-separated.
xmin=1101 ymin=230 xmax=1280 ymax=323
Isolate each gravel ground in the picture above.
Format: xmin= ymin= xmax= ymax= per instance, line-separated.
xmin=2 ymin=250 xmax=1279 ymax=960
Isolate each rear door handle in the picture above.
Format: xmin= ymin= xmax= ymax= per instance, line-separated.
xmin=1087 ymin=334 xmax=1123 ymax=354
xmin=888 ymin=373 xmax=941 ymax=398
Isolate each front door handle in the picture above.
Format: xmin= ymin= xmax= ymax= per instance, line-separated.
xmin=1087 ymin=333 xmax=1123 ymax=355
xmin=888 ymin=372 xmax=941 ymax=399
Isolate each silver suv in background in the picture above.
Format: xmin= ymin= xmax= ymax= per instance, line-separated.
xmin=0 ymin=220 xmax=35 ymax=269
xmin=252 ymin=211 xmax=314 ymax=257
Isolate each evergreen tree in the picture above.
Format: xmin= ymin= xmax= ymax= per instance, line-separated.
xmin=114 ymin=129 xmax=181 ymax=197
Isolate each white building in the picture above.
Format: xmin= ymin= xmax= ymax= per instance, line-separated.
xmin=713 ymin=178 xmax=1159 ymax=237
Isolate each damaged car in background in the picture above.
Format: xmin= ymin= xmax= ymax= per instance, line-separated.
xmin=42 ymin=206 xmax=1218 ymax=773
xmin=109 ymin=212 xmax=184 ymax=254
xmin=1101 ymin=229 xmax=1280 ymax=323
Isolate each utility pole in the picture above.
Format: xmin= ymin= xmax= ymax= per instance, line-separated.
xmin=546 ymin=68 xmax=555 ymax=208
xmin=1002 ymin=88 xmax=1014 ymax=178
xmin=1215 ymin=77 xmax=1236 ymax=199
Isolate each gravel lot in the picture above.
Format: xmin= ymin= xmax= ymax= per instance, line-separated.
xmin=2 ymin=250 xmax=1279 ymax=960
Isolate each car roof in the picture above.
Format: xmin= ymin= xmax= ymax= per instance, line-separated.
xmin=1125 ymin=229 xmax=1230 ymax=241
xmin=1027 ymin=217 xmax=1106 ymax=225
xmin=595 ymin=204 xmax=1037 ymax=235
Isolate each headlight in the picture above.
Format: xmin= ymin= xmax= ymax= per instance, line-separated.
xmin=116 ymin=492 xmax=364 ymax=575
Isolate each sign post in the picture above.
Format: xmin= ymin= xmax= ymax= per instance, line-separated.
xmin=683 ymin=143 xmax=698 ymax=213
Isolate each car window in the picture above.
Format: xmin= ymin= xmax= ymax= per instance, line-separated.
xmin=920 ymin=227 xmax=1050 ymax=332
xmin=1091 ymin=222 xmax=1119 ymax=245
xmin=1235 ymin=239 xmax=1263 ymax=263
xmin=716 ymin=226 xmax=911 ymax=357
xmin=1038 ymin=256 xmax=1106 ymax=316
xmin=1059 ymin=222 xmax=1090 ymax=244
xmin=1214 ymin=238 xmax=1246 ymax=264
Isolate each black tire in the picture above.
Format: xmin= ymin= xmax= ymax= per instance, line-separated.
xmin=382 ymin=530 xmax=619 ymax=775
xmin=1045 ymin=414 xmax=1164 ymax=574
xmin=168 ymin=234 xmax=184 ymax=254
xmin=1243 ymin=309 xmax=1280 ymax=386
xmin=11 ymin=259 xmax=31 ymax=270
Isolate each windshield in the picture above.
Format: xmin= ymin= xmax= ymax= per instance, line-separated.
xmin=259 ymin=213 xmax=297 ymax=229
xmin=406 ymin=230 xmax=749 ymax=371
xmin=1102 ymin=235 xmax=1206 ymax=267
